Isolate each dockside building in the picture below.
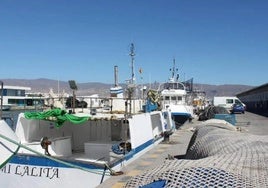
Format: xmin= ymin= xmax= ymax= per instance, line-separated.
xmin=237 ymin=83 xmax=268 ymax=117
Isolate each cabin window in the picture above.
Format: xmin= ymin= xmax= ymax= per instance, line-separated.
xmin=178 ymin=96 xmax=182 ymax=101
xmin=171 ymin=96 xmax=176 ymax=101
xmin=226 ymin=99 xmax=233 ymax=104
xmin=235 ymin=99 xmax=242 ymax=105
xmin=165 ymin=96 xmax=170 ymax=100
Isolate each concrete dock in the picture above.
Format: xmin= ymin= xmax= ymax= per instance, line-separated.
xmin=97 ymin=112 xmax=268 ymax=188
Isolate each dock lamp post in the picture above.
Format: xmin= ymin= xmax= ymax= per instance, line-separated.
xmin=68 ymin=80 xmax=78 ymax=114
xmin=0 ymin=81 xmax=3 ymax=119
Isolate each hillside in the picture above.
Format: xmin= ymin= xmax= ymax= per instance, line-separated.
xmin=1 ymin=78 xmax=254 ymax=99
xmin=193 ymin=84 xmax=254 ymax=99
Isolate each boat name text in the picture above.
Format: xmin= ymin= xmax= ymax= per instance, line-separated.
xmin=1 ymin=164 xmax=59 ymax=179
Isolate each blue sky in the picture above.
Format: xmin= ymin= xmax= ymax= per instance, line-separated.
xmin=0 ymin=0 xmax=267 ymax=86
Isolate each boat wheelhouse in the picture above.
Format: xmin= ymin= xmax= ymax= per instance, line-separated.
xmin=159 ymin=59 xmax=193 ymax=127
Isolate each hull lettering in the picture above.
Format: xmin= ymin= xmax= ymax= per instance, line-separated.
xmin=1 ymin=164 xmax=60 ymax=179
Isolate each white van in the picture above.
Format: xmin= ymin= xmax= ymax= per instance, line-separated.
xmin=213 ymin=96 xmax=246 ymax=110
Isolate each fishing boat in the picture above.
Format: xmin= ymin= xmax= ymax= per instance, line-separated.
xmin=0 ymin=101 xmax=172 ymax=187
xmin=191 ymin=89 xmax=209 ymax=115
xmin=159 ymin=59 xmax=194 ymax=128
xmin=0 ymin=88 xmax=174 ymax=188
xmin=0 ymin=45 xmax=175 ymax=188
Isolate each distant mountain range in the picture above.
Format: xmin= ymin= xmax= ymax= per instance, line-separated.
xmin=1 ymin=78 xmax=255 ymax=99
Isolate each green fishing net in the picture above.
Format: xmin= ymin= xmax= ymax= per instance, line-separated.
xmin=24 ymin=108 xmax=89 ymax=127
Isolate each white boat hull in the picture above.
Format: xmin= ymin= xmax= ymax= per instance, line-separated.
xmin=166 ymin=104 xmax=193 ymax=127
xmin=1 ymin=162 xmax=108 ymax=188
xmin=0 ymin=109 xmax=173 ymax=188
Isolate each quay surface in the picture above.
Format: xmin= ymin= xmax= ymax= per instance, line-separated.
xmin=97 ymin=112 xmax=268 ymax=188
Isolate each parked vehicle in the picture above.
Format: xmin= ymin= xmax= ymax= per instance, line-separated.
xmin=230 ymin=103 xmax=245 ymax=114
xmin=213 ymin=96 xmax=246 ymax=111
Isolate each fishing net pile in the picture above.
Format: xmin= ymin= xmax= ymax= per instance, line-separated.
xmin=24 ymin=108 xmax=89 ymax=127
xmin=198 ymin=105 xmax=229 ymax=121
xmin=124 ymin=123 xmax=268 ymax=187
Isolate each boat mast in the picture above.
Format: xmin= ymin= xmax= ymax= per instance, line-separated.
xmin=172 ymin=58 xmax=175 ymax=79
xmin=0 ymin=81 xmax=3 ymax=119
xmin=170 ymin=58 xmax=178 ymax=82
xmin=130 ymin=43 xmax=135 ymax=84
xmin=126 ymin=43 xmax=136 ymax=117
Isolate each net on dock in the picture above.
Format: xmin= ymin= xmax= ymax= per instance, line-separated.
xmin=124 ymin=123 xmax=268 ymax=187
xmin=198 ymin=105 xmax=229 ymax=121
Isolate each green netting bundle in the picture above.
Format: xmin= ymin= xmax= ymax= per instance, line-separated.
xmin=24 ymin=108 xmax=90 ymax=128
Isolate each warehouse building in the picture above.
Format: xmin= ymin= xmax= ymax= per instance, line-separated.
xmin=237 ymin=83 xmax=268 ymax=117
